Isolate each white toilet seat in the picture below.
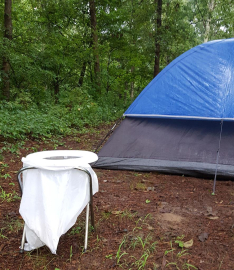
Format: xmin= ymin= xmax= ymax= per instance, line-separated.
xmin=22 ymin=150 xmax=98 ymax=170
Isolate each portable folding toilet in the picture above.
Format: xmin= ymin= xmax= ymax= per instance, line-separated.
xmin=94 ymin=38 xmax=234 ymax=179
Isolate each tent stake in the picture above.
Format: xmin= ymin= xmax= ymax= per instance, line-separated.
xmin=212 ymin=119 xmax=223 ymax=195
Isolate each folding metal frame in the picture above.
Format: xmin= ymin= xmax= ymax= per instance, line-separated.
xmin=17 ymin=166 xmax=95 ymax=253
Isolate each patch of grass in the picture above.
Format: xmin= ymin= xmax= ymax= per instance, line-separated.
xmin=24 ymin=251 xmax=56 ymax=270
xmin=0 ymin=186 xmax=13 ymax=202
xmin=115 ymin=233 xmax=156 ymax=269
xmin=136 ymin=182 xmax=146 ymax=190
xmin=69 ymin=245 xmax=73 ymax=262
xmin=0 ymin=141 xmax=25 ymax=156
xmin=0 ymin=186 xmax=20 ymax=203
xmin=131 ymin=250 xmax=150 ymax=269
xmin=163 ymin=237 xmax=197 ymax=270
xmin=69 ymin=225 xmax=82 ymax=235
xmin=0 ymin=162 xmax=9 ymax=169
xmin=101 ymin=210 xmax=112 ymax=219
xmin=109 ymin=213 xmax=198 ymax=270
xmin=6 ymin=218 xmax=24 ymax=233
xmin=0 ymin=228 xmax=8 ymax=239
xmin=121 ymin=210 xmax=137 ymax=220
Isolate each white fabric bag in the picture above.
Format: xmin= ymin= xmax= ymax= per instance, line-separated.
xmin=19 ymin=150 xmax=98 ymax=254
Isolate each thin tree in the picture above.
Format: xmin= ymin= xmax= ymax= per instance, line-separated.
xmin=89 ymin=0 xmax=101 ymax=90
xmin=154 ymin=0 xmax=162 ymax=77
xmin=2 ymin=0 xmax=12 ymax=100
xmin=204 ymin=0 xmax=215 ymax=42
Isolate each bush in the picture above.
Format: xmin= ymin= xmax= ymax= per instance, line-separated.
xmin=0 ymin=98 xmax=123 ymax=140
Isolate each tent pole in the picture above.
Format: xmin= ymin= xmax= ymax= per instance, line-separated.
xmin=94 ymin=116 xmax=124 ymax=153
xmin=212 ymin=119 xmax=223 ymax=195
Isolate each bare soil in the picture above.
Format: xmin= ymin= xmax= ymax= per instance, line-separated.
xmin=1 ymin=125 xmax=234 ymax=270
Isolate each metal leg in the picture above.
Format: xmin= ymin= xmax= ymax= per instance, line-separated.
xmin=90 ymin=202 xmax=95 ymax=231
xmin=20 ymin=224 xmax=26 ymax=253
xmin=83 ymin=203 xmax=90 ymax=252
xmin=75 ymin=167 xmax=95 ymax=232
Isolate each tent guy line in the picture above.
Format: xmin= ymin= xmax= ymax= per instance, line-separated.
xmin=212 ymin=119 xmax=223 ymax=194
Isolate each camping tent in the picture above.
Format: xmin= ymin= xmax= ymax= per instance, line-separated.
xmin=94 ymin=38 xmax=234 ymax=180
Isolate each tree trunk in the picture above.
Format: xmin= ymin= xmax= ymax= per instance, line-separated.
xmin=153 ymin=0 xmax=162 ymax=78
xmin=2 ymin=0 xmax=13 ymax=100
xmin=89 ymin=0 xmax=101 ymax=90
xmin=130 ymin=66 xmax=135 ymax=100
xmin=54 ymin=76 xmax=59 ymax=103
xmin=78 ymin=61 xmax=87 ymax=87
xmin=204 ymin=0 xmax=215 ymax=43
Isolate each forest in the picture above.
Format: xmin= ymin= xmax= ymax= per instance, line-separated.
xmin=1 ymin=0 xmax=234 ymax=139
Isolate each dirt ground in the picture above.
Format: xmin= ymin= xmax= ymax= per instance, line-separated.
xmin=1 ymin=125 xmax=234 ymax=270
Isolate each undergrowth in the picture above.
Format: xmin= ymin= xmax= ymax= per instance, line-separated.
xmin=0 ymin=100 xmax=123 ymax=140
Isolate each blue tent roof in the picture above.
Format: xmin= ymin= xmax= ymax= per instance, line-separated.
xmin=124 ymin=38 xmax=234 ymax=120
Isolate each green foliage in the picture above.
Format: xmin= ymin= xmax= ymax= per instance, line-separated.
xmin=189 ymin=0 xmax=234 ymax=42
xmin=0 ymin=186 xmax=20 ymax=202
xmin=69 ymin=225 xmax=82 ymax=235
xmin=0 ymin=95 xmax=123 ymax=140
xmin=1 ymin=0 xmax=234 ymax=137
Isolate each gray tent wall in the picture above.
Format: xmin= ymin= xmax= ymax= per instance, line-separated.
xmin=94 ymin=117 xmax=234 ymax=179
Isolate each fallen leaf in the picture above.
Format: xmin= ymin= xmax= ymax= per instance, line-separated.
xmin=198 ymin=232 xmax=209 ymax=242
xmin=147 ymin=225 xmax=154 ymax=230
xmin=208 ymin=216 xmax=219 ymax=220
xmin=161 ymin=256 xmax=167 ymax=270
xmin=111 ymin=211 xmax=123 ymax=215
xmin=205 ymin=206 xmax=217 ymax=216
xmin=206 ymin=206 xmax=213 ymax=214
xmin=183 ymin=239 xmax=193 ymax=248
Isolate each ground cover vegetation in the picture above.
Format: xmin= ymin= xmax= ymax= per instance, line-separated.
xmin=1 ymin=0 xmax=234 ymax=140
